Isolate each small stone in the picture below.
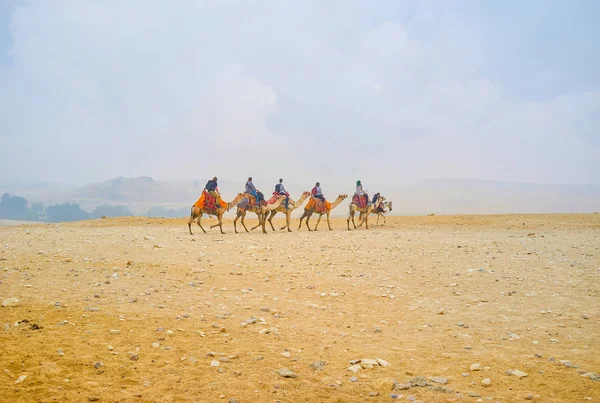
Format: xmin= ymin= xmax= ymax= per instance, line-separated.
xmin=368 ymin=391 xmax=379 ymax=397
xmin=349 ymin=359 xmax=361 ymax=365
xmin=582 ymin=315 xmax=589 ymax=320
xmin=130 ymin=354 xmax=139 ymax=361
xmin=430 ymin=386 xmax=453 ymax=393
xmin=438 ymin=308 xmax=445 ymax=315
xmin=94 ymin=362 xmax=104 ymax=369
xmin=511 ymin=370 xmax=528 ymax=378
xmin=376 ymin=358 xmax=390 ymax=367
xmin=2 ymin=297 xmax=20 ymax=307
xmin=88 ymin=397 xmax=100 ymax=402
xmin=361 ymin=358 xmax=379 ymax=366
xmin=409 ymin=376 xmax=431 ymax=387
xmin=350 ymin=376 xmax=358 ymax=382
xmin=280 ymin=351 xmax=291 ymax=358
xmin=481 ymin=378 xmax=491 ymax=387
xmin=57 ymin=349 xmax=65 ymax=356
xmin=526 ymin=394 xmax=534 ymax=400
xmin=255 ymin=356 xmax=264 ymax=361
xmin=393 ymin=382 xmax=411 ymax=390
xmin=228 ymin=399 xmax=239 ymax=403
xmin=347 ymin=364 xmax=362 ymax=373
xmin=152 ymin=342 xmax=160 ymax=348
xmin=462 ymin=373 xmax=470 ymax=377
xmin=470 ymin=364 xmax=482 ymax=371
xmin=210 ymin=360 xmax=220 ymax=367
xmin=389 ymin=394 xmax=400 ymax=399
xmin=278 ymin=368 xmax=297 ymax=378
xmin=311 ymin=361 xmax=325 ymax=371
xmin=431 ymin=376 xmax=448 ymax=384
xmin=14 ymin=375 xmax=27 ymax=384
xmin=109 ymin=330 xmax=120 ymax=335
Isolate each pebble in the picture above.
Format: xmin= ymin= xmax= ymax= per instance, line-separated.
xmin=368 ymin=391 xmax=379 ymax=397
xmin=88 ymin=397 xmax=100 ymax=402
xmin=2 ymin=297 xmax=20 ymax=307
xmin=376 ymin=358 xmax=390 ymax=367
xmin=228 ymin=399 xmax=239 ymax=403
xmin=526 ymin=394 xmax=534 ymax=400
xmin=350 ymin=376 xmax=358 ymax=382
xmin=431 ymin=376 xmax=448 ymax=384
xmin=109 ymin=330 xmax=120 ymax=335
xmin=462 ymin=373 xmax=470 ymax=377
xmin=481 ymin=378 xmax=491 ymax=387
xmin=311 ymin=361 xmax=325 ymax=371
xmin=582 ymin=315 xmax=589 ymax=320
xmin=94 ymin=362 xmax=104 ymax=369
xmin=409 ymin=376 xmax=431 ymax=387
xmin=393 ymin=382 xmax=411 ymax=391
xmin=210 ymin=360 xmax=220 ymax=367
xmin=470 ymin=363 xmax=482 ymax=371
xmin=280 ymin=351 xmax=291 ymax=358
xmin=130 ymin=354 xmax=139 ymax=361
xmin=278 ymin=368 xmax=297 ymax=378
xmin=347 ymin=364 xmax=362 ymax=373
xmin=14 ymin=375 xmax=27 ymax=384
xmin=511 ymin=370 xmax=528 ymax=378
xmin=57 ymin=349 xmax=65 ymax=356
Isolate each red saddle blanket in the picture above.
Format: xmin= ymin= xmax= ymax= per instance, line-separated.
xmin=193 ymin=191 xmax=227 ymax=210
xmin=244 ymin=193 xmax=268 ymax=207
xmin=306 ymin=197 xmax=331 ymax=213
xmin=352 ymin=194 xmax=368 ymax=208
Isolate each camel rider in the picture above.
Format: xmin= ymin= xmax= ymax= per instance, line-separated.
xmin=355 ymin=180 xmax=369 ymax=207
xmin=312 ymin=182 xmax=325 ymax=202
xmin=275 ymin=178 xmax=290 ymax=208
xmin=245 ymin=177 xmax=261 ymax=206
xmin=372 ymin=193 xmax=383 ymax=212
xmin=205 ymin=176 xmax=224 ymax=207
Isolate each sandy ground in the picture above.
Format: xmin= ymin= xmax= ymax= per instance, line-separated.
xmin=0 ymin=214 xmax=599 ymax=403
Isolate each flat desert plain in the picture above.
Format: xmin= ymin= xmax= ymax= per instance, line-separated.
xmin=1 ymin=214 xmax=599 ymax=403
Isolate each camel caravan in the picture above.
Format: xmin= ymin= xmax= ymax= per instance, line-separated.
xmin=188 ymin=177 xmax=392 ymax=235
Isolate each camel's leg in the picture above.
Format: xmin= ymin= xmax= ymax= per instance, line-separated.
xmin=240 ymin=211 xmax=249 ymax=232
xmin=283 ymin=211 xmax=292 ymax=232
xmin=314 ymin=214 xmax=323 ymax=231
xmin=268 ymin=211 xmax=277 ymax=231
xmin=250 ymin=212 xmax=263 ymax=231
xmin=383 ymin=214 xmax=386 ymax=224
xmin=233 ymin=212 xmax=240 ymax=234
xmin=298 ymin=212 xmax=306 ymax=230
xmin=305 ymin=212 xmax=312 ymax=231
xmin=261 ymin=213 xmax=268 ymax=234
xmin=326 ymin=213 xmax=332 ymax=230
xmin=197 ymin=213 xmax=207 ymax=233
xmin=377 ymin=213 xmax=380 ymax=225
xmin=210 ymin=213 xmax=225 ymax=234
xmin=188 ymin=208 xmax=195 ymax=235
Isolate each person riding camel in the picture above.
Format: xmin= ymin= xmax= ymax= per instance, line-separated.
xmin=205 ymin=176 xmax=224 ymax=207
xmin=245 ymin=177 xmax=263 ymax=207
xmin=355 ymin=180 xmax=369 ymax=208
xmin=312 ymin=182 xmax=325 ymax=202
xmin=372 ymin=192 xmax=384 ymax=212
xmin=275 ymin=178 xmax=290 ymax=208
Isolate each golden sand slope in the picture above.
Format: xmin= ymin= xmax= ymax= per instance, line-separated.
xmin=1 ymin=214 xmax=599 ymax=402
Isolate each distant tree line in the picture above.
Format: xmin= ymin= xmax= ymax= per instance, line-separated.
xmin=0 ymin=193 xmax=188 ymax=223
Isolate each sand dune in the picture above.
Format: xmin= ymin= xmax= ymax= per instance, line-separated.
xmin=1 ymin=214 xmax=599 ymax=402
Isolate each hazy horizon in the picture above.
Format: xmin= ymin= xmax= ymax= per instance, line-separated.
xmin=1 ymin=1 xmax=599 ymax=187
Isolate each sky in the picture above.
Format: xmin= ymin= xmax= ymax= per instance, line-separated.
xmin=0 ymin=0 xmax=599 ymax=187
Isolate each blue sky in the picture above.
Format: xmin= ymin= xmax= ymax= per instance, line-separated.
xmin=0 ymin=0 xmax=598 ymax=186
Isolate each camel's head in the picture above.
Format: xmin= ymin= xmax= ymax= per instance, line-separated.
xmin=339 ymin=194 xmax=348 ymax=199
xmin=303 ymin=191 xmax=311 ymax=197
xmin=387 ymin=201 xmax=393 ymax=211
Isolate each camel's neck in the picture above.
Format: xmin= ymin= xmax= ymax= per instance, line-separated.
xmin=330 ymin=196 xmax=345 ymax=210
xmin=227 ymin=194 xmax=243 ymax=208
xmin=290 ymin=193 xmax=309 ymax=210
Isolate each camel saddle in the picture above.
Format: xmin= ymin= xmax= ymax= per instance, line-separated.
xmin=307 ymin=197 xmax=329 ymax=213
xmin=194 ymin=190 xmax=219 ymax=209
xmin=352 ymin=194 xmax=368 ymax=209
xmin=244 ymin=193 xmax=267 ymax=207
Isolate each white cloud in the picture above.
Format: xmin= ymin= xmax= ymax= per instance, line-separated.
xmin=0 ymin=0 xmax=598 ymax=187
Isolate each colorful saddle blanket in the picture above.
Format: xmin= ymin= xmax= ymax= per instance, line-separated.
xmin=352 ymin=194 xmax=368 ymax=208
xmin=243 ymin=193 xmax=267 ymax=207
xmin=193 ymin=190 xmax=227 ymax=210
xmin=306 ymin=197 xmax=331 ymax=213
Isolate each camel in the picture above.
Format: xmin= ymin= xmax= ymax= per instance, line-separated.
xmin=265 ymin=191 xmax=311 ymax=232
xmin=233 ymin=194 xmax=286 ymax=234
xmin=188 ymin=192 xmax=245 ymax=235
xmin=298 ymin=194 xmax=348 ymax=231
xmin=348 ymin=194 xmax=384 ymax=230
xmin=370 ymin=200 xmax=392 ymax=224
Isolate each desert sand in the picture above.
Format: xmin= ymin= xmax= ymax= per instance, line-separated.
xmin=1 ymin=214 xmax=599 ymax=402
